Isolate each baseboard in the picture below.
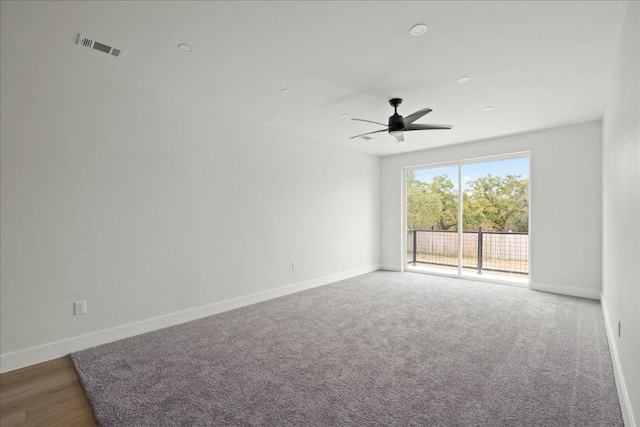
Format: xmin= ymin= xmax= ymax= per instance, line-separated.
xmin=529 ymin=281 xmax=600 ymax=300
xmin=380 ymin=264 xmax=402 ymax=272
xmin=601 ymin=294 xmax=636 ymax=427
xmin=0 ymin=264 xmax=380 ymax=374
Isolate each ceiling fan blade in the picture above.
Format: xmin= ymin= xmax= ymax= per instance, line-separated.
xmin=349 ymin=128 xmax=389 ymax=139
xmin=351 ymin=118 xmax=388 ymax=127
xmin=394 ymin=132 xmax=404 ymax=142
xmin=404 ymin=123 xmax=452 ymax=131
xmin=402 ymin=108 xmax=432 ymax=126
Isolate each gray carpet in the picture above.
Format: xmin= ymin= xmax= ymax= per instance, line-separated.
xmin=71 ymin=271 xmax=623 ymax=426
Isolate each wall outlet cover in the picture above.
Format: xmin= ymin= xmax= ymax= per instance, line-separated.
xmin=74 ymin=300 xmax=87 ymax=315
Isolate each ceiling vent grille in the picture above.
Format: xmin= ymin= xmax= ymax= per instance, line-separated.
xmin=77 ymin=34 xmax=126 ymax=59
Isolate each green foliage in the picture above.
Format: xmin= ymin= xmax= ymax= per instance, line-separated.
xmin=406 ymin=171 xmax=458 ymax=230
xmin=407 ymin=172 xmax=529 ymax=232
xmin=465 ymin=174 xmax=529 ymax=232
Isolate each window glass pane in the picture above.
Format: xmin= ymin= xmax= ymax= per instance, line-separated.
xmin=461 ymin=157 xmax=529 ymax=278
xmin=406 ymin=166 xmax=458 ymax=274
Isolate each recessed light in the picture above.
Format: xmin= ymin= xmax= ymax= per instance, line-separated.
xmin=178 ymin=44 xmax=193 ymax=52
xmin=501 ymin=126 xmax=509 ymax=130
xmin=456 ymin=76 xmax=471 ymax=84
xmin=483 ymin=106 xmax=495 ymax=111
xmin=281 ymin=88 xmax=291 ymax=94
xmin=341 ymin=114 xmax=350 ymax=119
xmin=410 ymin=24 xmax=428 ymax=36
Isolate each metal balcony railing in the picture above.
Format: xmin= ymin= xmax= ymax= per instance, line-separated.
xmin=407 ymin=228 xmax=529 ymax=275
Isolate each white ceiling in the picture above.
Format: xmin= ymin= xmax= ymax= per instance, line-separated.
xmin=0 ymin=1 xmax=627 ymax=156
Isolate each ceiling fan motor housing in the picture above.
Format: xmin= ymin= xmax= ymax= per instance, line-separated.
xmin=388 ymin=114 xmax=404 ymax=132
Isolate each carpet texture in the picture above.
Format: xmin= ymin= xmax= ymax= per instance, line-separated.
xmin=71 ymin=271 xmax=623 ymax=426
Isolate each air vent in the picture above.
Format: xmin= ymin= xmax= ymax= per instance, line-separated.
xmin=77 ymin=34 xmax=126 ymax=59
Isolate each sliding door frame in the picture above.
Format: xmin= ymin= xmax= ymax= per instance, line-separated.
xmin=401 ymin=151 xmax=531 ymax=286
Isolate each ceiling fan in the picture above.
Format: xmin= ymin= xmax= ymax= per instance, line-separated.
xmin=350 ymin=98 xmax=452 ymax=142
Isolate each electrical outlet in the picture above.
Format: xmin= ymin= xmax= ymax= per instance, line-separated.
xmin=74 ymin=300 xmax=87 ymax=315
xmin=360 ymin=252 xmax=364 ymax=259
xmin=292 ymin=262 xmax=297 ymax=271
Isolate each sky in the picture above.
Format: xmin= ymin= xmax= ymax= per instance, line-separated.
xmin=413 ymin=156 xmax=529 ymax=189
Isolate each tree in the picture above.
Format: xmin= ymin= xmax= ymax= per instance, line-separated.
xmin=464 ymin=174 xmax=528 ymax=232
xmin=428 ymin=175 xmax=458 ymax=230
xmin=406 ymin=172 xmax=458 ymax=230
xmin=407 ymin=172 xmax=529 ymax=232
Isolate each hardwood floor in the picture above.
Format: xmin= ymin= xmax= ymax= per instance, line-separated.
xmin=0 ymin=357 xmax=96 ymax=426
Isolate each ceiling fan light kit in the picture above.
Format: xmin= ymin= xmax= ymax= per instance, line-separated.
xmin=350 ymin=98 xmax=452 ymax=142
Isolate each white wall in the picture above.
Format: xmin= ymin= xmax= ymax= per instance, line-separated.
xmin=602 ymin=2 xmax=640 ymax=425
xmin=0 ymin=47 xmax=380 ymax=371
xmin=381 ymin=120 xmax=603 ymax=299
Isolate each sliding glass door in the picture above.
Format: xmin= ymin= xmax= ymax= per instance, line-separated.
xmin=406 ymin=165 xmax=460 ymax=276
xmin=405 ymin=155 xmax=530 ymax=283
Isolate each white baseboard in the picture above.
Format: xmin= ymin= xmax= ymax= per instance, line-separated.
xmin=601 ymin=294 xmax=636 ymax=427
xmin=0 ymin=265 xmax=380 ymax=374
xmin=529 ymin=281 xmax=600 ymax=300
xmin=380 ymin=264 xmax=402 ymax=272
